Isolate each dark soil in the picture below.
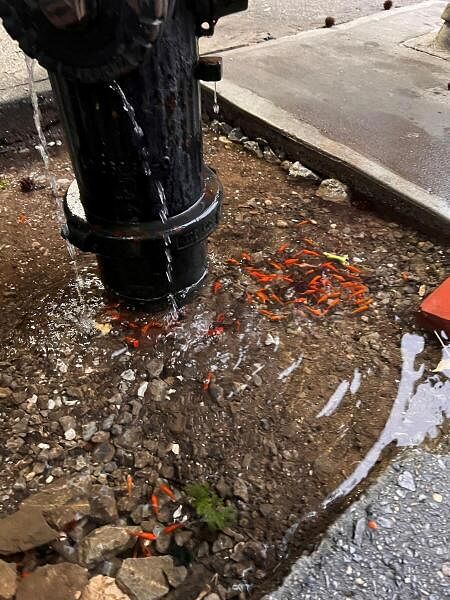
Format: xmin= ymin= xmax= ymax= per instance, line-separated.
xmin=0 ymin=124 xmax=448 ymax=599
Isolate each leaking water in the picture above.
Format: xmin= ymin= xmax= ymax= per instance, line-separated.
xmin=110 ymin=82 xmax=178 ymax=319
xmin=25 ymin=56 xmax=86 ymax=310
xmin=213 ymin=82 xmax=220 ymax=115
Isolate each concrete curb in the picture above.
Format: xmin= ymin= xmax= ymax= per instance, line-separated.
xmin=203 ymin=80 xmax=450 ymax=242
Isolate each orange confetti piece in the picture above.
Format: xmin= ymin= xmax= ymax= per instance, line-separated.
xmin=226 ymin=258 xmax=239 ymax=265
xmin=268 ymin=260 xmax=284 ymax=271
xmin=151 ymin=494 xmax=159 ymax=516
xmin=367 ymin=520 xmax=378 ymax=530
xmin=277 ymin=243 xmax=289 ymax=253
xmin=17 ymin=213 xmax=27 ymax=224
xmin=124 ymin=337 xmax=139 ymax=349
xmin=256 ymin=290 xmax=270 ymax=304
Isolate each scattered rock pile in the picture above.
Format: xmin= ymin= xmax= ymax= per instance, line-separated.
xmin=0 ymin=474 xmax=265 ymax=600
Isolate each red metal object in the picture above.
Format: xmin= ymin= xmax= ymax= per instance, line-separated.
xmin=417 ymin=277 xmax=450 ymax=336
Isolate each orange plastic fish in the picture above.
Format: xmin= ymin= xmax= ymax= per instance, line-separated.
xmin=126 ymin=475 xmax=134 ymax=497
xmin=129 ymin=531 xmax=157 ymax=541
xmin=163 ymin=523 xmax=184 ymax=535
xmin=151 ymin=494 xmax=159 ymax=516
xmin=159 ymin=484 xmax=176 ymax=501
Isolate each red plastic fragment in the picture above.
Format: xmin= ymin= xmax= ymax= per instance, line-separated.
xmin=417 ymin=277 xmax=450 ymax=336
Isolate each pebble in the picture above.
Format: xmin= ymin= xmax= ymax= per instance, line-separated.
xmin=228 ymin=127 xmax=244 ymax=143
xmin=276 ymin=219 xmax=288 ymax=228
xmin=288 ymin=161 xmax=320 ymax=182
xmin=64 ymin=428 xmax=77 ymax=441
xmin=432 ymin=493 xmax=443 ymax=503
xmin=146 ymin=358 xmax=164 ymax=379
xmin=233 ymin=479 xmax=249 ymax=503
xmin=398 ymin=471 xmax=416 ymax=492
xmin=120 ymin=370 xmax=135 ymax=382
xmin=243 ymin=140 xmax=264 ymax=159
xmin=316 ymin=178 xmax=350 ymax=203
xmin=82 ymin=422 xmax=98 ymax=442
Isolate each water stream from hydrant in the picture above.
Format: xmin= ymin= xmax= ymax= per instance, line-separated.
xmin=25 ymin=57 xmax=86 ymax=309
xmin=111 ymin=82 xmax=178 ymax=318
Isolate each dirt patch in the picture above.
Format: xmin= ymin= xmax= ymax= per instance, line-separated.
xmin=0 ymin=126 xmax=448 ymax=599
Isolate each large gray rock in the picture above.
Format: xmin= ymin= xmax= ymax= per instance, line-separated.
xmin=0 ymin=559 xmax=17 ymax=600
xmin=80 ymin=575 xmax=130 ymax=600
xmin=117 ymin=557 xmax=187 ymax=600
xmin=77 ymin=526 xmax=136 ymax=567
xmin=0 ymin=508 xmax=58 ymax=555
xmin=21 ymin=474 xmax=91 ymax=530
xmin=16 ymin=563 xmax=88 ymax=600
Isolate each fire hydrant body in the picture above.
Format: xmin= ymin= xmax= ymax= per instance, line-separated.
xmin=0 ymin=0 xmax=247 ymax=308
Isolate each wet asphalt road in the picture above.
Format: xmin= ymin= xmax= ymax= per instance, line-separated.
xmin=265 ymin=450 xmax=450 ymax=600
xmin=200 ymin=0 xmax=420 ymax=52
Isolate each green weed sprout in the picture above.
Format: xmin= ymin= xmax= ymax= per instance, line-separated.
xmin=185 ymin=482 xmax=236 ymax=531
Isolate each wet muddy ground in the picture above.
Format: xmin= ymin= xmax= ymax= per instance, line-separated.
xmin=0 ymin=125 xmax=449 ymax=598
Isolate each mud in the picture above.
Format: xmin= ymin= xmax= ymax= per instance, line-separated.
xmin=0 ymin=126 xmax=449 ymax=598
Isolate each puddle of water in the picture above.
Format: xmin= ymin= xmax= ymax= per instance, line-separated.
xmin=324 ymin=332 xmax=450 ymax=507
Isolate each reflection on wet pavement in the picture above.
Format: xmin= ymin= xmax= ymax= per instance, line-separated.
xmin=325 ymin=333 xmax=450 ymax=506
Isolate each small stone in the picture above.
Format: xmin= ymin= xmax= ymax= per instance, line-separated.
xmin=121 ymin=369 xmax=136 ymax=382
xmin=155 ymin=534 xmax=171 ymax=554
xmin=197 ymin=541 xmax=209 ymax=558
xmin=288 ymin=161 xmax=320 ymax=182
xmin=204 ymin=595 xmax=221 ymax=600
xmin=441 ymin=563 xmax=450 ymax=577
xmin=91 ymin=431 xmax=110 ymax=444
xmin=316 ymin=178 xmax=350 ymax=203
xmin=280 ymin=160 xmax=292 ymax=172
xmin=212 ymin=534 xmax=234 ymax=553
xmin=92 ymin=443 xmax=116 ymax=463
xmin=146 ymin=358 xmax=164 ymax=379
xmin=432 ymin=493 xmax=443 ymax=503
xmin=146 ymin=379 xmax=168 ymax=402
xmin=228 ymin=128 xmax=244 ymax=143
xmin=60 ymin=415 xmax=77 ymax=432
xmin=90 ymin=486 xmax=119 ymax=524
xmin=116 ymin=427 xmax=142 ymax=449
xmin=216 ymin=477 xmax=231 ymax=499
xmin=16 ymin=563 xmax=88 ymax=600
xmin=65 ymin=428 xmax=77 ymax=441
xmin=0 ymin=558 xmax=17 ymax=599
xmin=77 ymin=526 xmax=136 ymax=567
xmin=81 ymin=576 xmax=130 ymax=600
xmin=134 ymin=451 xmax=152 ymax=469
xmin=398 ymin=471 xmax=416 ymax=492
xmin=233 ymin=479 xmax=249 ymax=503
xmin=0 ymin=387 xmax=12 ymax=399
xmin=276 ymin=219 xmax=288 ymax=228
xmin=263 ymin=148 xmax=280 ymax=164
xmin=208 ymin=383 xmax=225 ymax=404
xmin=259 ymin=504 xmax=272 ymax=518
xmin=82 ymin=422 xmax=97 ymax=442
xmin=243 ymin=141 xmax=263 ymax=159
xmin=168 ymin=413 xmax=186 ymax=434
xmin=174 ymin=529 xmax=193 ymax=547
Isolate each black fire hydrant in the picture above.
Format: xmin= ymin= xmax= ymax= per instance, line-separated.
xmin=0 ymin=0 xmax=247 ymax=308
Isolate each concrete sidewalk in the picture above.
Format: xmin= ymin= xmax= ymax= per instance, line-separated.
xmin=264 ymin=450 xmax=450 ymax=600
xmin=206 ymin=1 xmax=450 ymax=235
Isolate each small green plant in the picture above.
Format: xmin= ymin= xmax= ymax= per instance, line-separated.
xmin=0 ymin=179 xmax=8 ymax=191
xmin=185 ymin=482 xmax=236 ymax=531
